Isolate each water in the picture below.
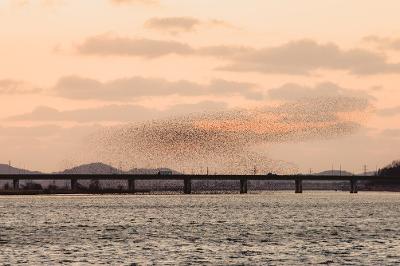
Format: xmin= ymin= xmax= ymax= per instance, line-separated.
xmin=0 ymin=192 xmax=400 ymax=265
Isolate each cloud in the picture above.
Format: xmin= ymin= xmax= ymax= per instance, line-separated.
xmin=219 ymin=39 xmax=400 ymax=75
xmin=0 ymin=124 xmax=61 ymax=137
xmin=267 ymin=82 xmax=374 ymax=101
xmin=144 ymin=17 xmax=201 ymax=33
xmin=110 ymin=0 xmax=158 ymax=5
xmin=11 ymin=0 xmax=154 ymax=8
xmin=363 ymin=35 xmax=400 ymax=50
xmin=376 ymin=106 xmax=400 ymax=117
xmin=6 ymin=101 xmax=228 ymax=122
xmin=0 ymin=79 xmax=40 ymax=94
xmin=76 ymin=36 xmax=400 ymax=75
xmin=77 ymin=34 xmax=247 ymax=58
xmin=144 ymin=17 xmax=235 ymax=34
xmin=13 ymin=80 xmax=372 ymax=123
xmin=52 ymin=75 xmax=262 ymax=101
xmin=11 ymin=0 xmax=64 ymax=7
xmin=380 ymin=128 xmax=400 ymax=138
xmin=208 ymin=19 xmax=236 ymax=28
xmin=197 ymin=45 xmax=252 ymax=58
xmin=11 ymin=0 xmax=29 ymax=6
xmin=77 ymin=34 xmax=193 ymax=57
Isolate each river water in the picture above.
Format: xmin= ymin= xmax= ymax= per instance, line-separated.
xmin=0 ymin=192 xmax=399 ymax=265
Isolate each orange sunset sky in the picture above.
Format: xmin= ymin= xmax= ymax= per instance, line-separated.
xmin=1 ymin=0 xmax=400 ymax=173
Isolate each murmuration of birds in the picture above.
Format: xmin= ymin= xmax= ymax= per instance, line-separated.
xmin=84 ymin=96 xmax=371 ymax=174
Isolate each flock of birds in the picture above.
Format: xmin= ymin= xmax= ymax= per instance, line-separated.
xmin=85 ymin=96 xmax=371 ymax=175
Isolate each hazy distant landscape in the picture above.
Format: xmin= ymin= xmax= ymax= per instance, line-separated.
xmin=1 ymin=160 xmax=399 ymax=193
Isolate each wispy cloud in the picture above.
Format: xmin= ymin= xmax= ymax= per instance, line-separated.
xmin=0 ymin=79 xmax=40 ymax=94
xmin=11 ymin=0 xmax=64 ymax=7
xmin=77 ymin=34 xmax=193 ymax=58
xmin=380 ymin=128 xmax=400 ymax=138
xmin=110 ymin=0 xmax=158 ymax=5
xmin=0 ymin=124 xmax=61 ymax=137
xmin=268 ymin=82 xmax=374 ymax=101
xmin=144 ymin=17 xmax=236 ymax=34
xmin=219 ymin=39 xmax=400 ymax=75
xmin=76 ymin=36 xmax=400 ymax=75
xmin=145 ymin=17 xmax=201 ymax=33
xmin=376 ymin=106 xmax=400 ymax=117
xmin=51 ymin=75 xmax=262 ymax=101
xmin=6 ymin=101 xmax=228 ymax=122
xmin=363 ymin=35 xmax=400 ymax=51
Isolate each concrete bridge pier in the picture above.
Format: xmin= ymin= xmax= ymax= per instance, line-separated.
xmin=295 ymin=178 xmax=303 ymax=193
xmin=128 ymin=179 xmax=135 ymax=193
xmin=350 ymin=179 xmax=358 ymax=193
xmin=184 ymin=178 xmax=192 ymax=194
xmin=71 ymin=178 xmax=78 ymax=191
xmin=13 ymin=179 xmax=19 ymax=190
xmin=240 ymin=178 xmax=248 ymax=194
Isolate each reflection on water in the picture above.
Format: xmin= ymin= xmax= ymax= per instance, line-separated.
xmin=0 ymin=192 xmax=400 ymax=265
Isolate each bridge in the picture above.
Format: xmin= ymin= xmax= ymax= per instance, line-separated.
xmin=0 ymin=174 xmax=398 ymax=194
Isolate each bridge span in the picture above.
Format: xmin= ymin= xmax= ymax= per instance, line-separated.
xmin=0 ymin=174 xmax=398 ymax=194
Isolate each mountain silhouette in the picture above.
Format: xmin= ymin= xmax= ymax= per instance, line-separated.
xmin=56 ymin=162 xmax=121 ymax=174
xmin=314 ymin=170 xmax=353 ymax=176
xmin=378 ymin=161 xmax=400 ymax=177
xmin=0 ymin=162 xmax=180 ymax=175
xmin=0 ymin=164 xmax=41 ymax=174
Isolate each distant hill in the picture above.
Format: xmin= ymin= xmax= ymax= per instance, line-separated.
xmin=0 ymin=162 xmax=181 ymax=175
xmin=56 ymin=163 xmax=181 ymax=175
xmin=0 ymin=162 xmax=381 ymax=177
xmin=56 ymin=162 xmax=121 ymax=174
xmin=378 ymin=161 xmax=400 ymax=177
xmin=314 ymin=170 xmax=378 ymax=176
xmin=314 ymin=170 xmax=353 ymax=176
xmin=0 ymin=164 xmax=41 ymax=174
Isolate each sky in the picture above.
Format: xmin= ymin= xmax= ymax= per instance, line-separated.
xmin=1 ymin=0 xmax=400 ymax=173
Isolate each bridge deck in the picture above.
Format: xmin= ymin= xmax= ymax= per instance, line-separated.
xmin=0 ymin=174 xmax=398 ymax=194
xmin=0 ymin=174 xmax=398 ymax=181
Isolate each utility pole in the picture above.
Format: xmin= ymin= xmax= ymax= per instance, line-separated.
xmin=8 ymin=161 xmax=11 ymax=174
xmin=364 ymin=164 xmax=367 ymax=176
xmin=340 ymin=164 xmax=342 ymax=177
